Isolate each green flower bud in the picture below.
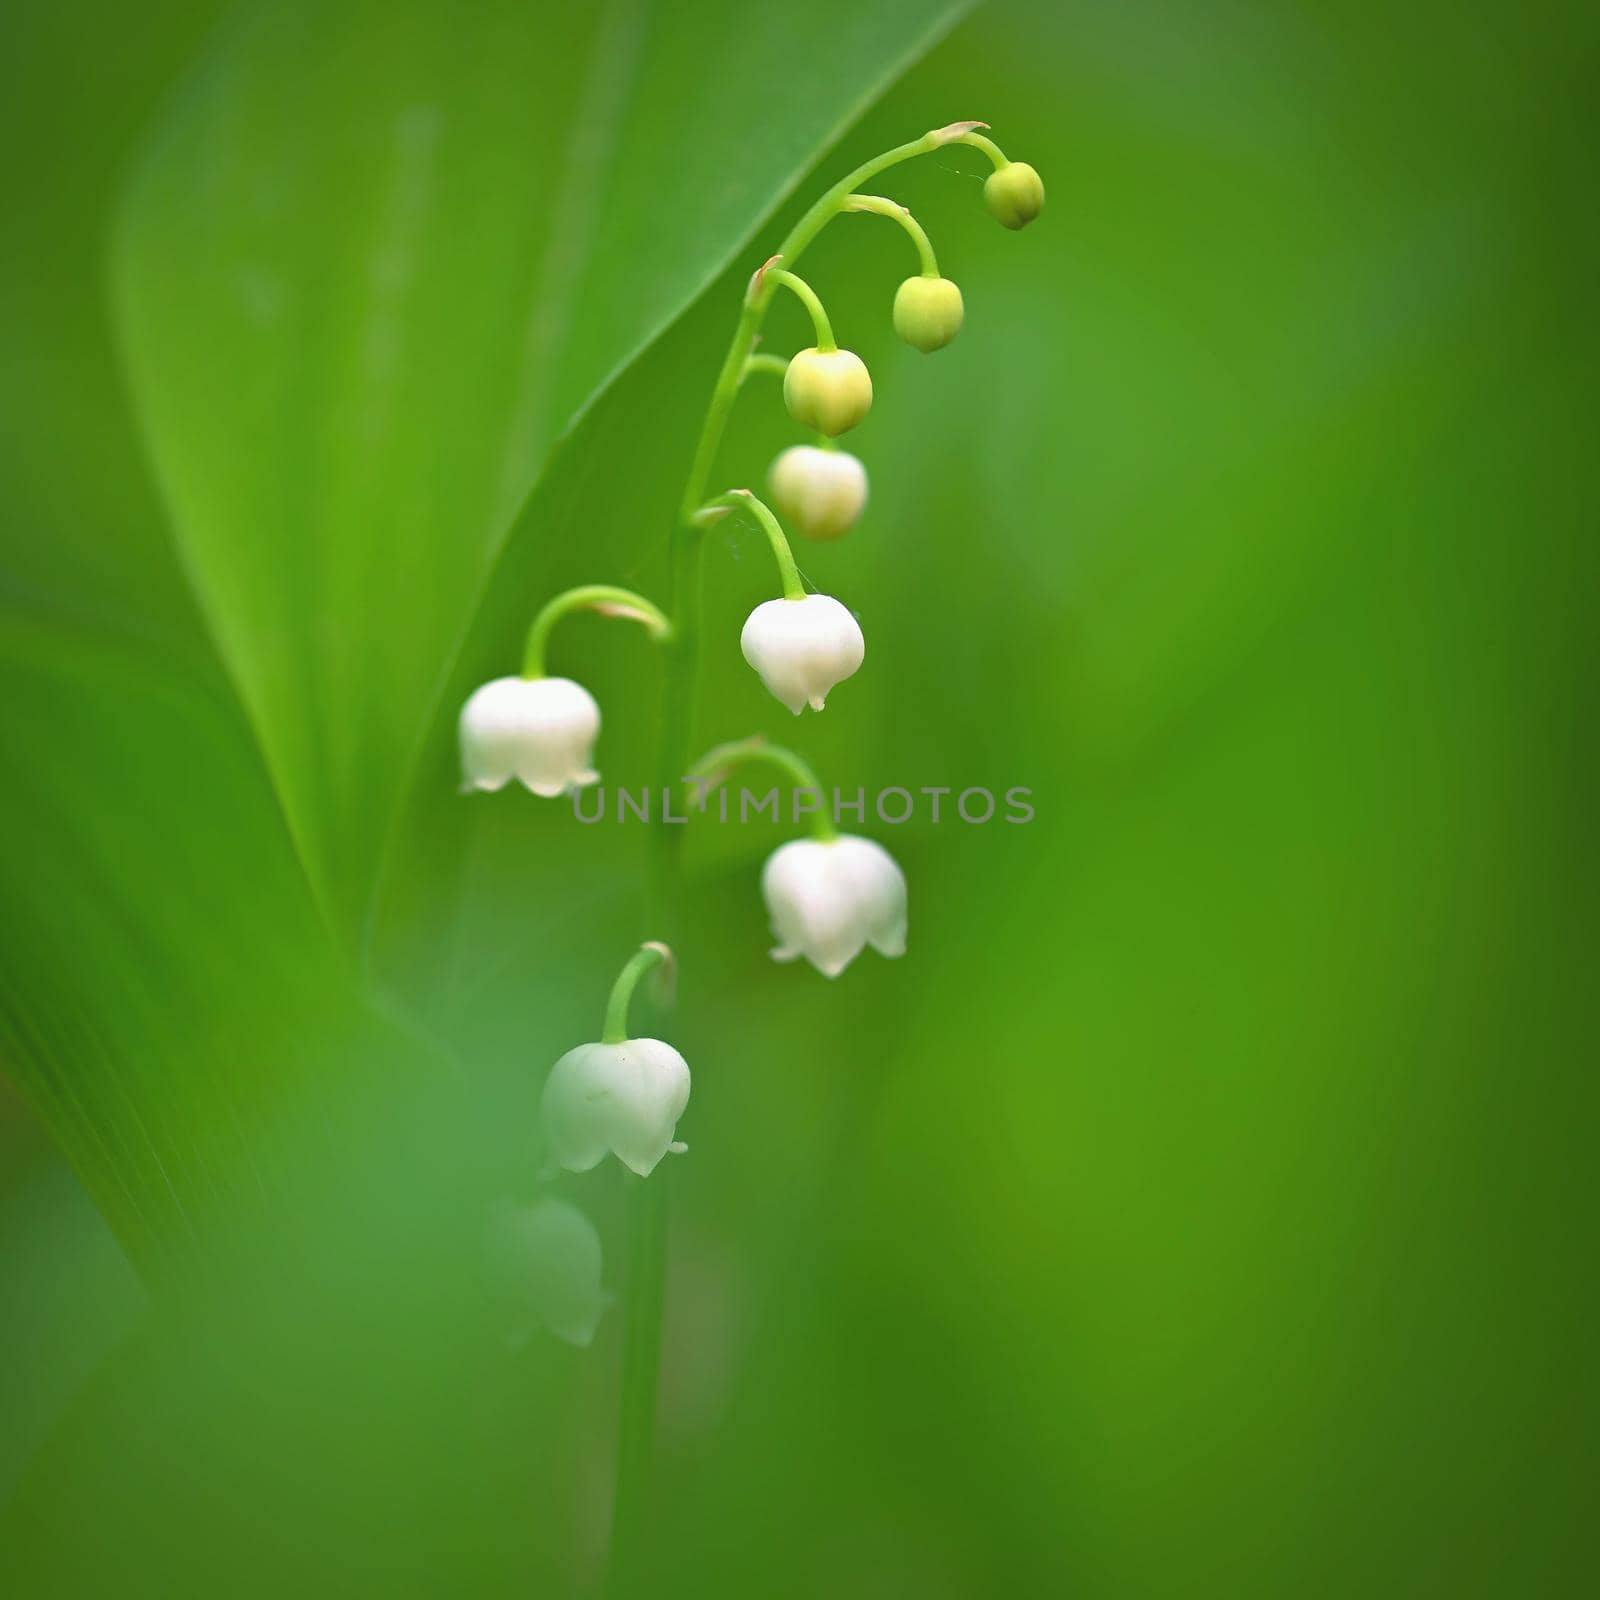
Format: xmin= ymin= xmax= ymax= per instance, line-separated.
xmin=892 ymin=275 xmax=965 ymax=353
xmin=984 ymin=161 xmax=1045 ymax=230
xmin=783 ymin=347 xmax=873 ymax=437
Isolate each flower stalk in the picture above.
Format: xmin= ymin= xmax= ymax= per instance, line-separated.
xmin=954 ymin=127 xmax=1010 ymax=169
xmin=701 ymin=489 xmax=805 ymax=600
xmin=454 ymin=111 xmax=1040 ymax=1595
xmin=602 ymin=940 xmax=674 ymax=1045
xmin=686 ymin=735 xmax=837 ymax=840
xmin=608 ymin=1164 xmax=668 ymax=1597
xmin=767 ymin=267 xmax=836 ymax=351
xmin=844 ymin=193 xmax=940 ymax=277
xmin=740 ymin=351 xmax=791 ymax=383
xmin=605 ymin=116 xmax=1038 ymax=1595
xmin=522 ymin=585 xmax=672 ymax=679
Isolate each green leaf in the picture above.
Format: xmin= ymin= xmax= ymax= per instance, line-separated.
xmin=0 ymin=617 xmax=357 ymax=1268
xmin=0 ymin=0 xmax=377 ymax=1271
xmin=113 ymin=0 xmax=975 ymax=944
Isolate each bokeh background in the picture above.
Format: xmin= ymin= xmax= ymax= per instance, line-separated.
xmin=1 ymin=0 xmax=1594 ymax=1594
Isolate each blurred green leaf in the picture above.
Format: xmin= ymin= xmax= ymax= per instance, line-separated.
xmin=0 ymin=0 xmax=377 ymax=1271
xmin=0 ymin=613 xmax=393 ymax=1268
xmin=113 ymin=0 xmax=974 ymax=943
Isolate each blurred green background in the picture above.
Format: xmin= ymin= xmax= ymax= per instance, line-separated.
xmin=1 ymin=0 xmax=1593 ymax=1594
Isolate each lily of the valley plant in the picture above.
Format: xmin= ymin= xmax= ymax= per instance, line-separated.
xmin=455 ymin=119 xmax=1041 ymax=1584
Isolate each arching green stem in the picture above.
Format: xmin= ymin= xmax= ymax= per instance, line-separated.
xmin=698 ymin=490 xmax=805 ymax=601
xmin=740 ymin=351 xmax=791 ymax=383
xmin=686 ymin=736 xmax=837 ymax=841
xmin=608 ymin=1165 xmax=667 ymax=1600
xmin=767 ymin=268 xmax=835 ymax=351
xmin=522 ymin=585 xmax=672 ymax=679
xmin=844 ymin=193 xmax=941 ymax=277
xmin=955 ymin=128 xmax=1010 ymax=170
xmin=601 ymin=941 xmax=674 ymax=1045
xmin=673 ymin=122 xmax=979 ymax=531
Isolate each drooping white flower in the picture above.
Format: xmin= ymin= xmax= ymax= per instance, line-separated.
xmin=459 ymin=675 xmax=599 ymax=796
xmin=768 ymin=445 xmax=868 ymax=541
xmin=541 ymin=1038 xmax=689 ymax=1178
xmin=484 ymin=1196 xmax=610 ymax=1349
xmin=740 ymin=595 xmax=864 ymax=715
xmin=761 ymin=835 xmax=907 ymax=978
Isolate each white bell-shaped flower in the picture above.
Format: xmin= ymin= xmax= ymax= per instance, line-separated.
xmin=741 ymin=595 xmax=864 ymax=715
xmin=768 ymin=445 xmax=868 ymax=541
xmin=762 ymin=835 xmax=907 ymax=977
xmin=459 ymin=675 xmax=599 ymax=796
xmin=541 ymin=1037 xmax=689 ymax=1177
xmin=484 ymin=1196 xmax=610 ymax=1349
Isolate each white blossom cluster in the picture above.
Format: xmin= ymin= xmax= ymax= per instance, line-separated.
xmin=459 ymin=121 xmax=1041 ymax=1343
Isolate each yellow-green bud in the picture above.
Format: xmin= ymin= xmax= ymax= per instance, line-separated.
xmin=892 ymin=275 xmax=965 ymax=353
xmin=984 ymin=161 xmax=1045 ymax=230
xmin=783 ymin=347 xmax=873 ymax=437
